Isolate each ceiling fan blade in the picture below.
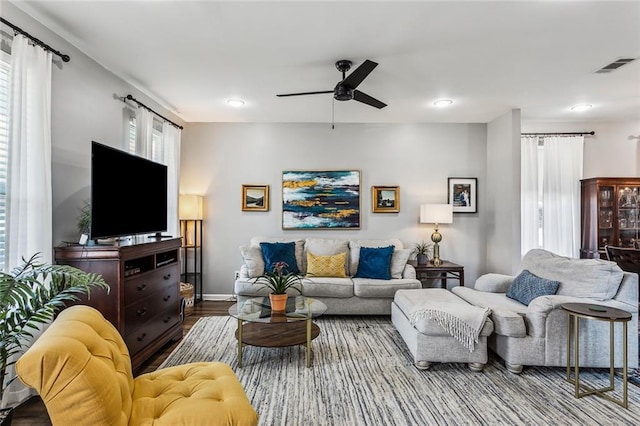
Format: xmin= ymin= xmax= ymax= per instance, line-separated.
xmin=341 ymin=59 xmax=378 ymax=90
xmin=276 ymin=90 xmax=333 ymax=97
xmin=353 ymin=90 xmax=387 ymax=109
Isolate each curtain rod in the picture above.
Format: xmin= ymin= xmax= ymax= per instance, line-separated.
xmin=521 ymin=131 xmax=595 ymax=136
xmin=0 ymin=17 xmax=70 ymax=62
xmin=124 ymin=94 xmax=184 ymax=130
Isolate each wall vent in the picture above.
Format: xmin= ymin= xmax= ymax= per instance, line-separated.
xmin=595 ymin=57 xmax=637 ymax=74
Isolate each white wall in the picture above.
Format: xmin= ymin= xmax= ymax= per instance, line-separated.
xmin=4 ymin=3 xmax=185 ymax=247
xmin=522 ymin=121 xmax=640 ymax=178
xmin=486 ymin=110 xmax=522 ymax=274
xmin=181 ymin=123 xmax=488 ymax=296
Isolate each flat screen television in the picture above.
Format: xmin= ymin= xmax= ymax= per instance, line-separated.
xmin=91 ymin=141 xmax=167 ymax=240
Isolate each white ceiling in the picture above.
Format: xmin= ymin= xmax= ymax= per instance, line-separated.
xmin=10 ymin=0 xmax=640 ymax=124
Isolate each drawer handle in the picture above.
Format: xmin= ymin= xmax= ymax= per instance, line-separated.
xmin=163 ymin=295 xmax=171 ymax=302
xmin=163 ymin=316 xmax=171 ymax=323
xmin=136 ymin=308 xmax=147 ymax=317
xmin=163 ymin=273 xmax=171 ymax=280
xmin=137 ymin=283 xmax=147 ymax=291
xmin=137 ymin=333 xmax=147 ymax=342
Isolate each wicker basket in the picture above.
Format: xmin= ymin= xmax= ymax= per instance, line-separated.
xmin=180 ymin=282 xmax=195 ymax=316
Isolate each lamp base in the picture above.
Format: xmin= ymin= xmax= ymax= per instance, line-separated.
xmin=431 ymin=228 xmax=443 ymax=266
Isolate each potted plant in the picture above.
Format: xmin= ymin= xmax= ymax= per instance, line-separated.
xmin=76 ymin=199 xmax=91 ymax=237
xmin=0 ymin=254 xmax=109 ymax=419
xmin=415 ymin=241 xmax=433 ymax=266
xmin=252 ymin=261 xmax=301 ymax=311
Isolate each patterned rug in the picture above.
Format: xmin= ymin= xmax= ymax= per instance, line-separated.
xmin=161 ymin=316 xmax=640 ymax=425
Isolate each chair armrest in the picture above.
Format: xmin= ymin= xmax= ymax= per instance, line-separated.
xmin=474 ymin=273 xmax=514 ymax=293
xmin=528 ymin=295 xmax=638 ymax=316
xmin=239 ymin=264 xmax=250 ymax=279
xmin=402 ymin=264 xmax=417 ymax=279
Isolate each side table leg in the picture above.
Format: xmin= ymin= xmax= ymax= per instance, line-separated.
xmin=306 ymin=318 xmax=312 ymax=368
xmin=237 ymin=318 xmax=243 ymax=368
xmin=574 ymin=314 xmax=580 ymax=398
xmin=609 ymin=321 xmax=615 ymax=390
xmin=623 ymin=321 xmax=628 ymax=408
xmin=566 ymin=312 xmax=571 ymax=382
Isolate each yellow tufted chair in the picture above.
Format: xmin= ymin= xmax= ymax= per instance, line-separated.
xmin=16 ymin=305 xmax=258 ymax=426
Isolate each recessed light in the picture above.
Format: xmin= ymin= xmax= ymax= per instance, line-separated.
xmin=226 ymin=98 xmax=245 ymax=107
xmin=433 ymin=99 xmax=453 ymax=107
xmin=570 ymin=104 xmax=592 ymax=112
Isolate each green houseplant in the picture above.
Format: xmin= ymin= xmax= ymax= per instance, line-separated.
xmin=415 ymin=241 xmax=433 ymax=266
xmin=0 ymin=254 xmax=109 ymax=411
xmin=76 ymin=199 xmax=91 ymax=236
xmin=252 ymin=261 xmax=301 ymax=311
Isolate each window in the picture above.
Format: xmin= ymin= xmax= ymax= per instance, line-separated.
xmin=126 ymin=111 xmax=163 ymax=163
xmin=0 ymin=50 xmax=10 ymax=269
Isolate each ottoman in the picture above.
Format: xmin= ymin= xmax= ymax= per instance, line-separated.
xmin=392 ymin=288 xmax=494 ymax=371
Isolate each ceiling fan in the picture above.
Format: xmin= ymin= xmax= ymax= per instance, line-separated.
xmin=276 ymin=59 xmax=387 ymax=109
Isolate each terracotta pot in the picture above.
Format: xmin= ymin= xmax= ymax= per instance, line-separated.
xmin=269 ymin=293 xmax=288 ymax=312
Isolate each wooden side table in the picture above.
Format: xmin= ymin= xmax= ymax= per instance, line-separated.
xmin=412 ymin=261 xmax=464 ymax=289
xmin=561 ymin=302 xmax=631 ymax=408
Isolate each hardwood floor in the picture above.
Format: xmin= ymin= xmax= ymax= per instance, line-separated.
xmin=11 ymin=301 xmax=234 ymax=426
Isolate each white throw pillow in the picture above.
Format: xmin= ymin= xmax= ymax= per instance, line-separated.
xmin=239 ymin=246 xmax=265 ymax=278
xmin=390 ymin=248 xmax=413 ymax=279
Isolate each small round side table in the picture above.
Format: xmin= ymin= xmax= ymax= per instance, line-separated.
xmin=561 ymin=302 xmax=632 ymax=408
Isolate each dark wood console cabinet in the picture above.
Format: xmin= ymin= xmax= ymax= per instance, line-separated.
xmin=54 ymin=238 xmax=183 ymax=371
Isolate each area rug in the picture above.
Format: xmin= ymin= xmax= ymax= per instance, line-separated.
xmin=161 ymin=316 xmax=640 ymax=425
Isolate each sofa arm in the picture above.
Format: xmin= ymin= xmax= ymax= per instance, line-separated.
xmin=528 ymin=294 xmax=638 ymax=316
xmin=473 ymin=273 xmax=514 ymax=293
xmin=402 ymin=263 xmax=417 ymax=279
xmin=239 ymin=264 xmax=250 ymax=279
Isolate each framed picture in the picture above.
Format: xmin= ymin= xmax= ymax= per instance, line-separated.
xmin=242 ymin=184 xmax=269 ymax=211
xmin=282 ymin=170 xmax=360 ymax=229
xmin=448 ymin=177 xmax=477 ymax=213
xmin=372 ymin=186 xmax=400 ymax=213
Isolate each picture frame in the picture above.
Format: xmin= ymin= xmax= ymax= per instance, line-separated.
xmin=372 ymin=186 xmax=400 ymax=213
xmin=282 ymin=170 xmax=360 ymax=229
xmin=242 ymin=184 xmax=269 ymax=212
xmin=448 ymin=177 xmax=477 ymax=213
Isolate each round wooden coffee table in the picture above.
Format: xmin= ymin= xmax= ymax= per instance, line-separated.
xmin=228 ymin=296 xmax=327 ymax=368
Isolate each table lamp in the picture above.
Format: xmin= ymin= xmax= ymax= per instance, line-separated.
xmin=420 ymin=203 xmax=453 ymax=266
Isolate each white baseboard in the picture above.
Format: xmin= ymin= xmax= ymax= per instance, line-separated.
xmin=202 ymin=293 xmax=236 ymax=301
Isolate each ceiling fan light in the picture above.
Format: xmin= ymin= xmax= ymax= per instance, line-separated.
xmin=433 ymin=99 xmax=453 ymax=107
xmin=226 ymin=98 xmax=245 ymax=107
xmin=570 ymin=104 xmax=592 ymax=112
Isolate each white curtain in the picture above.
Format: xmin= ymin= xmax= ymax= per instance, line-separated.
xmin=3 ymin=34 xmax=52 ymax=408
xmin=163 ymin=122 xmax=181 ymax=238
xmin=135 ymin=107 xmax=154 ymax=158
xmin=542 ymin=136 xmax=584 ymax=257
xmin=521 ymin=136 xmax=540 ymax=255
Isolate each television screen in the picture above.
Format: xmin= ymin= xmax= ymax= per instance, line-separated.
xmin=91 ymin=141 xmax=167 ymax=239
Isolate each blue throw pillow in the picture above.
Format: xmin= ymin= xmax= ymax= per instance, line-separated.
xmin=354 ymin=246 xmax=394 ymax=280
xmin=260 ymin=242 xmax=300 ymax=274
xmin=506 ymin=269 xmax=560 ymax=306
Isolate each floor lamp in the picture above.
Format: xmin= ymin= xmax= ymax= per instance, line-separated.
xmin=420 ymin=204 xmax=453 ymax=266
xmin=179 ymin=195 xmax=204 ymax=303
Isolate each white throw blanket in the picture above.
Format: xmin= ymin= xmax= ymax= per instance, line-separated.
xmin=409 ymin=301 xmax=491 ymax=352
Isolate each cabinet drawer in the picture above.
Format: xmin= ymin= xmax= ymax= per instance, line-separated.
xmin=125 ymin=310 xmax=181 ymax=355
xmin=125 ymin=283 xmax=179 ymax=333
xmin=125 ymin=264 xmax=179 ymax=304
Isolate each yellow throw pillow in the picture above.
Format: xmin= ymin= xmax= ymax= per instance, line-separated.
xmin=306 ymin=252 xmax=347 ymax=278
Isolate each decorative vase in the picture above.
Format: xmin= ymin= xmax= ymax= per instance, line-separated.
xmin=269 ymin=293 xmax=288 ymax=312
xmin=417 ymin=254 xmax=428 ymax=266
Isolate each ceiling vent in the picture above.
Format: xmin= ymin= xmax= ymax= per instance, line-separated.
xmin=595 ymin=57 xmax=637 ymax=74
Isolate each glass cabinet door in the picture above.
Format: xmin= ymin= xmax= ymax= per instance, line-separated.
xmin=598 ymin=185 xmax=614 ymax=249
xmin=617 ymin=186 xmax=639 ymax=248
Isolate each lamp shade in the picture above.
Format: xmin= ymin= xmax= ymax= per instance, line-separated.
xmin=420 ymin=204 xmax=453 ymax=224
xmin=179 ymin=194 xmax=204 ymax=220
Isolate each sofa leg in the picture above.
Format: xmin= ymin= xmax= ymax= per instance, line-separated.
xmin=506 ymin=362 xmax=523 ymax=374
xmin=415 ymin=361 xmax=431 ymax=370
xmin=468 ymin=362 xmax=484 ymax=372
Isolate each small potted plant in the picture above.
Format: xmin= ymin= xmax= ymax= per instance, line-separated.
xmin=252 ymin=261 xmax=301 ymax=311
xmin=0 ymin=254 xmax=109 ymax=418
xmin=415 ymin=241 xmax=433 ymax=266
xmin=76 ymin=199 xmax=91 ymax=237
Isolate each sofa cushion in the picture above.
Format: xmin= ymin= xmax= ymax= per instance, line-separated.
xmin=349 ymin=239 xmax=403 ymax=276
xmin=250 ymin=237 xmax=305 ymax=274
xmin=506 ymin=270 xmax=560 ymax=306
xmin=355 ymin=246 xmax=394 ymax=280
xmin=260 ymin=242 xmax=300 ymax=274
xmin=522 ymin=249 xmax=624 ymax=301
xmin=239 ymin=246 xmax=265 ymax=278
xmin=390 ymin=249 xmax=413 ymax=279
xmin=353 ymin=278 xmax=421 ymax=298
xmin=306 ymin=252 xmax=347 ymax=278
xmin=301 ymin=277 xmax=354 ymax=298
xmin=305 ymin=238 xmax=350 ymax=275
xmin=452 ymin=287 xmax=527 ymax=337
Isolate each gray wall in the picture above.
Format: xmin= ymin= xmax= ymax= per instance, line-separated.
xmin=180 ymin=122 xmax=489 ymax=296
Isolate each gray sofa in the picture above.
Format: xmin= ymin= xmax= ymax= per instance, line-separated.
xmin=233 ymin=237 xmax=422 ymax=315
xmin=453 ymin=249 xmax=639 ymax=373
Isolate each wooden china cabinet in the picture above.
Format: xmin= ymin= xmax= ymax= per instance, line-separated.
xmin=580 ymin=177 xmax=640 ymax=259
